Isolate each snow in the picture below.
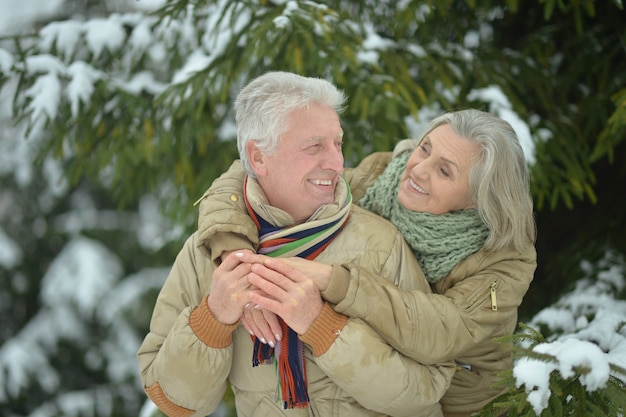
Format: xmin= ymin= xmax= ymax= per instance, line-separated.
xmin=67 ymin=61 xmax=103 ymax=117
xmin=24 ymin=72 xmax=62 ymax=122
xmin=40 ymin=21 xmax=83 ymax=60
xmin=40 ymin=237 xmax=123 ymax=314
xmin=515 ymin=251 xmax=626 ymax=413
xmin=0 ymin=47 xmax=14 ymax=73
xmin=0 ymin=1 xmax=623 ymax=416
xmin=468 ymin=85 xmax=536 ymax=164
xmin=172 ymin=49 xmax=213 ymax=85
xmin=0 ymin=227 xmax=22 ymax=268
xmin=515 ymin=339 xmax=610 ymax=414
xmin=0 ymin=0 xmax=65 ymax=36
xmin=84 ymin=17 xmax=127 ymax=58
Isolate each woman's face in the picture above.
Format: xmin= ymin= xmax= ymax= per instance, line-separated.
xmin=397 ymin=124 xmax=482 ymax=215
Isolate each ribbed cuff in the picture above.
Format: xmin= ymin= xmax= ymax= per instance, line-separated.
xmin=145 ymin=382 xmax=194 ymax=417
xmin=321 ymin=265 xmax=352 ymax=304
xmin=189 ymin=294 xmax=239 ymax=348
xmin=299 ymin=302 xmax=348 ymax=356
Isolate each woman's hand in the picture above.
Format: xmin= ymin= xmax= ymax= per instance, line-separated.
xmin=235 ymin=252 xmax=333 ymax=291
xmin=240 ymin=305 xmax=282 ymax=348
xmin=278 ymin=257 xmax=333 ymax=292
xmin=235 ymin=252 xmax=333 ymax=343
xmin=246 ymin=257 xmax=323 ymax=335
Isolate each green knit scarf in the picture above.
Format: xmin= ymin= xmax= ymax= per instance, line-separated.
xmin=358 ymin=151 xmax=489 ymax=283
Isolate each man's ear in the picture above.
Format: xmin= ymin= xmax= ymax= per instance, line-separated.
xmin=246 ymin=141 xmax=267 ymax=176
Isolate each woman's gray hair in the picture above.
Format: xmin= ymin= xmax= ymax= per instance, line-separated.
xmin=411 ymin=109 xmax=537 ymax=251
xmin=234 ymin=71 xmax=346 ymax=177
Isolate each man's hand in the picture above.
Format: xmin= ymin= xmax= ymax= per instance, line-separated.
xmin=207 ymin=251 xmax=254 ymax=325
xmin=244 ymin=254 xmax=324 ymax=335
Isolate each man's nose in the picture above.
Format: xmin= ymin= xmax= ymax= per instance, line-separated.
xmin=322 ymin=146 xmax=344 ymax=173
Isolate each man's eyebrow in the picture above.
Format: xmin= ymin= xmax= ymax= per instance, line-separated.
xmin=304 ymin=136 xmax=326 ymax=144
xmin=304 ymin=133 xmax=343 ymax=143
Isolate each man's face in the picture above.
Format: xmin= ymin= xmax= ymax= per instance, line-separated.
xmin=397 ymin=124 xmax=481 ymax=215
xmin=251 ymin=102 xmax=344 ymax=223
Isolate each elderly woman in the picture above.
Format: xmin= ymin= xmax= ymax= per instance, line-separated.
xmin=197 ymin=108 xmax=537 ymax=417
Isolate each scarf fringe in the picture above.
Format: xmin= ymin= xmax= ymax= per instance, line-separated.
xmin=251 ymin=324 xmax=310 ymax=409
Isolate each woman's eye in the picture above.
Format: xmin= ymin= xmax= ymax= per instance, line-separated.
xmin=440 ymin=168 xmax=451 ymax=178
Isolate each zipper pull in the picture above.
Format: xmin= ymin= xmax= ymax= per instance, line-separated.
xmin=490 ymin=282 xmax=498 ymax=311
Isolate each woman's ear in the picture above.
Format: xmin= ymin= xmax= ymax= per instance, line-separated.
xmin=246 ymin=140 xmax=267 ymax=176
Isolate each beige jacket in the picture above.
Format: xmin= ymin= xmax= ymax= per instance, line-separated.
xmin=197 ymin=152 xmax=537 ymax=416
xmin=332 ymin=151 xmax=537 ymax=415
xmin=137 ymin=172 xmax=454 ymax=417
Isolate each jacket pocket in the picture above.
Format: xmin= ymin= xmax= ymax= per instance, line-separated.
xmin=462 ymin=281 xmax=498 ymax=314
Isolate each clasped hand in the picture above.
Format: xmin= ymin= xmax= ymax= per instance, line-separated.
xmin=209 ymin=251 xmax=332 ymax=347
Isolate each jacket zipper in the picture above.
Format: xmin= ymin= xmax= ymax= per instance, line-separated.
xmin=490 ymin=281 xmax=498 ymax=311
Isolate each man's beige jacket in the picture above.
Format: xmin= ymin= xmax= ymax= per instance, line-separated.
xmin=137 ymin=171 xmax=455 ymax=417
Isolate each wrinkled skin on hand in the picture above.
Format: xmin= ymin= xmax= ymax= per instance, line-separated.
xmin=207 ymin=251 xmax=254 ymax=325
xmin=235 ymin=252 xmax=332 ymax=344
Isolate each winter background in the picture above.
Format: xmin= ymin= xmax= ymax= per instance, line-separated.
xmin=0 ymin=1 xmax=625 ymax=417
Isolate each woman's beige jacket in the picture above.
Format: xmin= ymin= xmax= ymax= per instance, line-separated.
xmin=196 ymin=152 xmax=537 ymax=417
xmin=137 ymin=170 xmax=455 ymax=417
xmin=334 ymin=151 xmax=537 ymax=416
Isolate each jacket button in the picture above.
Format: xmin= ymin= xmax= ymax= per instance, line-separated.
xmin=230 ymin=194 xmax=239 ymax=202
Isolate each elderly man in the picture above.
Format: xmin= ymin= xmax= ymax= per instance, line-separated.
xmin=137 ymin=71 xmax=454 ymax=417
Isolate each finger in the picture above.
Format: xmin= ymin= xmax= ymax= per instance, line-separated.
xmin=251 ymin=263 xmax=305 ymax=291
xmin=240 ymin=309 xmax=254 ymax=336
xmin=235 ymin=251 xmax=271 ymax=265
xmin=221 ymin=250 xmax=249 ymax=268
xmin=249 ymin=290 xmax=283 ymax=317
xmin=263 ymin=309 xmax=283 ymax=342
xmin=250 ymin=307 xmax=276 ymax=347
xmin=248 ymin=271 xmax=289 ymax=298
xmin=254 ymin=257 xmax=310 ymax=284
xmin=241 ymin=306 xmax=266 ymax=344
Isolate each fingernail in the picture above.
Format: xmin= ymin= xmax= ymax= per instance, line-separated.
xmin=244 ymin=303 xmax=250 ymax=309
xmin=254 ymin=304 xmax=261 ymax=309
xmin=235 ymin=252 xmax=243 ymax=257
xmin=275 ymin=334 xmax=281 ymax=342
xmin=260 ymin=338 xmax=267 ymax=344
xmin=249 ymin=330 xmax=254 ymax=336
xmin=268 ymin=341 xmax=275 ymax=348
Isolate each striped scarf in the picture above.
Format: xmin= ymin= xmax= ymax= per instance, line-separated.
xmin=243 ymin=175 xmax=352 ymax=409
